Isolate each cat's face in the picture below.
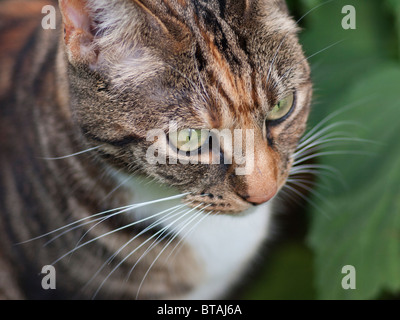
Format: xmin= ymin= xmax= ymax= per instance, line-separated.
xmin=60 ymin=0 xmax=312 ymax=214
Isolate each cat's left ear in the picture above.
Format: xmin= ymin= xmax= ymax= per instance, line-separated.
xmin=58 ymin=0 xmax=98 ymax=66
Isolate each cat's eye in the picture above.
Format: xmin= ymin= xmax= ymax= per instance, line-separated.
xmin=266 ymin=92 xmax=295 ymax=122
xmin=168 ymin=129 xmax=209 ymax=153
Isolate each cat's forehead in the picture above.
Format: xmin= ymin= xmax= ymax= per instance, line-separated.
xmin=95 ymin=0 xmax=309 ymax=131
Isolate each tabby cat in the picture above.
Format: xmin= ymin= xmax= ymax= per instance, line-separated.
xmin=0 ymin=0 xmax=312 ymax=299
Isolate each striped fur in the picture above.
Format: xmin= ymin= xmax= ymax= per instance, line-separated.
xmin=0 ymin=0 xmax=312 ymax=299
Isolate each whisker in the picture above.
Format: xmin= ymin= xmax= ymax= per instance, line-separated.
xmin=290 ymin=163 xmax=341 ymax=176
xmin=73 ymin=203 xmax=186 ymax=256
xmin=286 ymin=179 xmax=333 ymax=208
xmin=125 ymin=208 xmax=204 ymax=284
xmin=91 ymin=222 xmax=171 ymax=299
xmin=38 ymin=145 xmax=103 ymax=160
xmin=287 ymin=177 xmax=316 ymax=186
xmin=297 ymin=127 xmax=358 ymax=152
xmin=134 ymin=204 xmax=212 ymax=299
xmin=293 ymin=137 xmax=377 ymax=161
xmin=289 ymin=167 xmax=346 ymax=188
xmin=140 ymin=208 xmax=207 ymax=269
xmin=298 ymin=121 xmax=360 ymax=150
xmin=50 ymin=201 xmax=190 ymax=266
xmin=282 ymin=184 xmax=330 ymax=219
xmin=300 ymin=97 xmax=374 ymax=144
xmin=164 ymin=209 xmax=215 ymax=265
xmin=278 ymin=187 xmax=305 ymax=208
xmin=17 ymin=193 xmax=189 ymax=245
xmin=91 ymin=203 xmax=204 ymax=299
xmin=125 ymin=204 xmax=208 ymax=282
xmin=273 ymin=39 xmax=345 ymax=91
xmin=42 ymin=200 xmax=169 ymax=247
xmin=293 ymin=150 xmax=375 ymax=167
xmin=81 ymin=203 xmax=190 ymax=293
xmin=101 ymin=174 xmax=132 ymax=203
xmin=266 ymin=0 xmax=335 ymax=86
xmin=295 ymin=0 xmax=335 ymax=25
xmin=297 ymin=131 xmax=372 ymax=161
xmin=108 ymin=203 xmax=193 ymax=264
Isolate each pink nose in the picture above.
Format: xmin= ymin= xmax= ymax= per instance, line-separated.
xmin=245 ymin=188 xmax=276 ymax=205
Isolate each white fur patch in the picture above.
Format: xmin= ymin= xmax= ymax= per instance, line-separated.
xmin=183 ymin=203 xmax=272 ymax=299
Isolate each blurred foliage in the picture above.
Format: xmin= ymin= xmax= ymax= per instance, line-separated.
xmin=309 ymin=65 xmax=400 ymax=299
xmin=244 ymin=0 xmax=400 ymax=300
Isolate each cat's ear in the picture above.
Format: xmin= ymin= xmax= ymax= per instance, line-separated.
xmin=58 ymin=0 xmax=98 ymax=66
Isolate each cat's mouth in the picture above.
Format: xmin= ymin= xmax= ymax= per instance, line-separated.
xmin=180 ymin=175 xmax=284 ymax=214
xmin=117 ymin=173 xmax=276 ymax=216
xmin=183 ymin=193 xmax=254 ymax=214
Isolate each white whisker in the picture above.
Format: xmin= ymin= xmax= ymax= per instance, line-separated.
xmin=81 ymin=203 xmax=189 ymax=292
xmin=293 ymin=150 xmax=375 ymax=167
xmin=134 ymin=204 xmax=212 ymax=299
xmin=39 ymin=145 xmax=103 ymax=160
xmin=91 ymin=203 xmax=204 ymax=299
xmin=108 ymin=203 xmax=193 ymax=264
xmin=76 ymin=203 xmax=187 ymax=258
xmin=101 ymin=175 xmax=132 ymax=203
xmin=293 ymin=137 xmax=376 ymax=161
xmin=17 ymin=193 xmax=189 ymax=245
xmin=165 ymin=209 xmax=215 ymax=265
xmin=274 ymin=39 xmax=345 ymax=91
xmin=300 ymin=97 xmax=375 ymax=144
xmin=136 ymin=208 xmax=207 ymax=272
xmin=298 ymin=121 xmax=360 ymax=150
xmin=126 ymin=204 xmax=208 ymax=282
xmin=266 ymin=0 xmax=334 ymax=86
xmin=290 ymin=163 xmax=341 ymax=176
xmin=50 ymin=201 xmax=189 ymax=266
xmin=282 ymin=184 xmax=330 ymax=219
xmin=286 ymin=179 xmax=333 ymax=208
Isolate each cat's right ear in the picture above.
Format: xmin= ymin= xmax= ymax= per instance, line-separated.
xmin=58 ymin=0 xmax=98 ymax=67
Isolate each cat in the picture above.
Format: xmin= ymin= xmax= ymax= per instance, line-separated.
xmin=0 ymin=0 xmax=312 ymax=299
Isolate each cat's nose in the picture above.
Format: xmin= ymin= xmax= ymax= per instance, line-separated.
xmin=233 ymin=129 xmax=278 ymax=205
xmin=245 ymin=192 xmax=275 ymax=205
xmin=243 ymin=180 xmax=277 ymax=205
xmin=243 ymin=155 xmax=278 ymax=205
xmin=236 ymin=173 xmax=277 ymax=205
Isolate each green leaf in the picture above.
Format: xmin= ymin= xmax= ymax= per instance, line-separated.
xmin=308 ymin=65 xmax=400 ymax=300
xmin=298 ymin=0 xmax=398 ymax=124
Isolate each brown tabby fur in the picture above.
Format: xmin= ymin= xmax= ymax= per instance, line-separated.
xmin=0 ymin=0 xmax=312 ymax=299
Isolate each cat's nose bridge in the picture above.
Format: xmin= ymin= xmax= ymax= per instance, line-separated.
xmin=233 ymin=130 xmax=278 ymax=205
xmin=246 ymin=145 xmax=278 ymax=205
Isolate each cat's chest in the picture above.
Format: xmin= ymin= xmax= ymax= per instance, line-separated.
xmin=122 ymin=175 xmax=273 ymax=299
xmin=182 ymin=203 xmax=272 ymax=299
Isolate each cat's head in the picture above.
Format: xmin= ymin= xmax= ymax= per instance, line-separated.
xmin=59 ymin=0 xmax=312 ymax=214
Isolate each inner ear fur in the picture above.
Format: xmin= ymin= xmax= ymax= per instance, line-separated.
xmin=58 ymin=0 xmax=97 ymax=66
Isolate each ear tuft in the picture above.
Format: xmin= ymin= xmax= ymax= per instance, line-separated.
xmin=59 ymin=0 xmax=97 ymax=66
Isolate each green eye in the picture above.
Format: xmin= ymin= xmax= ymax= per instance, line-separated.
xmin=267 ymin=93 xmax=295 ymax=121
xmin=169 ymin=129 xmax=209 ymax=153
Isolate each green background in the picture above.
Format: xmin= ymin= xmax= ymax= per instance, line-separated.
xmin=243 ymin=0 xmax=400 ymax=300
